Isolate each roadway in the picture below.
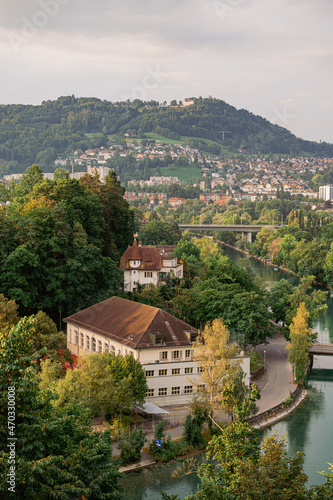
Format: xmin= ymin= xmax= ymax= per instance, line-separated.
xmin=256 ymin=332 xmax=295 ymax=414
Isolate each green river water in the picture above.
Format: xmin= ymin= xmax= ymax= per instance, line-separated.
xmin=120 ymin=246 xmax=333 ymax=499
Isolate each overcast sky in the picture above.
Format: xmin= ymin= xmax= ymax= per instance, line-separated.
xmin=0 ymin=0 xmax=332 ymax=143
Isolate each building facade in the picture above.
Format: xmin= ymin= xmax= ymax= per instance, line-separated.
xmin=319 ymin=185 xmax=333 ymax=201
xmin=120 ymin=240 xmax=183 ymax=292
xmin=64 ymin=297 xmax=250 ymax=406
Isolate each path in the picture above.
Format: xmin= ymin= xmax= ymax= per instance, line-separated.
xmin=256 ymin=332 xmax=295 ymax=414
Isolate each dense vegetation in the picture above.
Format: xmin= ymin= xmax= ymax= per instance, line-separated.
xmin=1 ymin=95 xmax=333 ymax=176
xmin=0 ymin=165 xmax=134 ymax=321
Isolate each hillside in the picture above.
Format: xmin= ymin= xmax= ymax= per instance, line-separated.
xmin=1 ymin=95 xmax=333 ymax=176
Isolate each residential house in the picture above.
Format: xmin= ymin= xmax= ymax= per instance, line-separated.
xmin=120 ymin=240 xmax=183 ymax=292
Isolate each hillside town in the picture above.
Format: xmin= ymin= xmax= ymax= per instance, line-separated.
xmin=2 ymin=139 xmax=333 ymax=205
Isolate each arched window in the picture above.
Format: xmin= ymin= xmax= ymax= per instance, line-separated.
xmin=75 ymin=330 xmax=79 ymax=345
xmin=98 ymin=340 xmax=102 ymax=353
xmin=86 ymin=336 xmax=90 ymax=350
xmin=80 ymin=333 xmax=84 ymax=347
xmin=92 ymin=338 xmax=96 ymax=352
xmin=104 ymin=343 xmax=109 ymax=353
xmin=69 ymin=329 xmax=72 ymax=343
xmin=111 ymin=345 xmax=115 ymax=354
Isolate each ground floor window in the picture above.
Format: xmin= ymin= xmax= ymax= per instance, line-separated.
xmin=147 ymin=389 xmax=154 ymax=397
xmin=159 ymin=388 xmax=167 ymax=396
xmin=172 ymin=387 xmax=180 ymax=395
xmin=184 ymin=385 xmax=193 ymax=394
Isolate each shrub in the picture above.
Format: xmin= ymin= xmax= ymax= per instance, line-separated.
xmin=119 ymin=425 xmax=147 ymax=466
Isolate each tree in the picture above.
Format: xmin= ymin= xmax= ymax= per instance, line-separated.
xmin=0 ymin=318 xmax=122 ymax=499
xmin=234 ymin=434 xmax=308 ymax=500
xmin=118 ymin=425 xmax=147 ymax=466
xmin=55 ymin=353 xmax=147 ymax=419
xmin=28 ymin=310 xmax=66 ymax=355
xmin=269 ymin=279 xmax=295 ymax=325
xmin=194 ymin=319 xmax=238 ymax=422
xmin=288 ymin=303 xmax=312 ymax=384
xmin=0 ymin=294 xmax=19 ymax=331
xmin=219 ymin=365 xmax=260 ymax=422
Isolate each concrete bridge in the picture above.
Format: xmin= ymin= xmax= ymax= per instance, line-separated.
xmin=179 ymin=224 xmax=280 ymax=243
xmin=309 ymin=344 xmax=333 ymax=356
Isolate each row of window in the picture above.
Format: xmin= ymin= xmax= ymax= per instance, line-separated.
xmin=147 ymin=386 xmax=194 ymax=397
xmin=69 ymin=330 xmax=134 ymax=356
xmin=158 ymin=349 xmax=194 ymax=360
xmin=146 ymin=366 xmax=204 ymax=377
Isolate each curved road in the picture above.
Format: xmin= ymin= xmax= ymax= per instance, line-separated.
xmin=256 ymin=332 xmax=295 ymax=414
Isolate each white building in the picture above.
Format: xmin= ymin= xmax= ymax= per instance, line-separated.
xmin=319 ymin=185 xmax=333 ymax=201
xmin=64 ymin=296 xmax=250 ymax=406
xmin=120 ymin=241 xmax=183 ymax=292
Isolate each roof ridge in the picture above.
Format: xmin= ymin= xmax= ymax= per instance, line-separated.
xmin=132 ymin=306 xmax=160 ymax=347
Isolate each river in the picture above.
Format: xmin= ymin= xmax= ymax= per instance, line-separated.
xmin=120 ymin=246 xmax=333 ymax=499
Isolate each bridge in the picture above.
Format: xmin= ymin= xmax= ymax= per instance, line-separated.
xmin=309 ymin=344 xmax=333 ymax=356
xmin=179 ymin=224 xmax=280 ymax=242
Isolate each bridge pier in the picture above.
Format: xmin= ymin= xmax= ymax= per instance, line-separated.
xmin=247 ymin=232 xmax=252 ymax=243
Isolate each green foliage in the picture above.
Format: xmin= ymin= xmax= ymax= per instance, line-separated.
xmin=0 ymin=318 xmax=122 ymax=499
xmin=137 ymin=219 xmax=181 ymax=245
xmin=54 ymin=353 xmax=147 ymax=419
xmin=0 ymin=169 xmax=132 ymax=320
xmin=183 ymin=406 xmax=208 ymax=447
xmin=118 ymin=425 xmax=147 ymax=466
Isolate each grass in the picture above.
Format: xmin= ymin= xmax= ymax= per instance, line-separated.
xmin=158 ymin=165 xmax=202 ymax=182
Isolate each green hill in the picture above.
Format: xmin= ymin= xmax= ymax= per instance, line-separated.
xmin=0 ymin=95 xmax=332 ymax=176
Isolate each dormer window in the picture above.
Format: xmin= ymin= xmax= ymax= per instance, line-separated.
xmin=151 ymin=333 xmax=164 ymax=345
xmin=185 ymin=330 xmax=198 ymax=342
xmin=130 ymin=260 xmax=141 ymax=268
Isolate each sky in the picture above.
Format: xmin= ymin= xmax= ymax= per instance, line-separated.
xmin=0 ymin=0 xmax=332 ymax=143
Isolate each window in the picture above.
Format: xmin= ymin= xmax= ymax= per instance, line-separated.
xmin=111 ymin=345 xmax=115 ymax=354
xmin=86 ymin=336 xmax=90 ymax=350
xmin=185 ymin=367 xmax=193 ymax=374
xmin=184 ymin=385 xmax=193 ymax=394
xmin=198 ymin=366 xmax=205 ymax=373
xmin=172 ymin=387 xmax=180 ymax=395
xmin=185 ymin=349 xmax=193 ymax=359
xmin=75 ymin=330 xmax=79 ymax=345
xmin=159 ymin=388 xmax=167 ymax=396
xmin=172 ymin=351 xmax=180 ymax=360
xmin=161 ymin=351 xmax=168 ymax=360
xmin=69 ymin=329 xmax=72 ymax=343
xmin=80 ymin=333 xmax=84 ymax=347
xmin=159 ymin=369 xmax=167 ymax=376
xmin=147 ymin=389 xmax=154 ymax=397
xmin=172 ymin=368 xmax=180 ymax=375
xmin=98 ymin=340 xmax=102 ymax=353
xmin=92 ymin=338 xmax=96 ymax=352
xmin=146 ymin=370 xmax=154 ymax=377
xmin=125 ymin=349 xmax=127 ymax=355
xmin=104 ymin=343 xmax=109 ymax=353
xmin=145 ymin=271 xmax=153 ymax=278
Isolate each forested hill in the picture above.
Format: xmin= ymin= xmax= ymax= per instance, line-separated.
xmin=1 ymin=95 xmax=333 ymax=173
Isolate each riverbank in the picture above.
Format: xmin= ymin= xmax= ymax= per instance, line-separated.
xmin=221 ymin=241 xmax=332 ymax=289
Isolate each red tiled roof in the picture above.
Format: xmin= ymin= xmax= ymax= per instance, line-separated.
xmin=64 ymin=296 xmax=195 ymax=349
xmin=120 ymin=241 xmax=162 ymax=270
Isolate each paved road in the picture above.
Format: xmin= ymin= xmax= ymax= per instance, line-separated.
xmin=256 ymin=332 xmax=295 ymax=414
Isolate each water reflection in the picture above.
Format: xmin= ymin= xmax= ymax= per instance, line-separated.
xmin=263 ymin=370 xmax=333 ymax=485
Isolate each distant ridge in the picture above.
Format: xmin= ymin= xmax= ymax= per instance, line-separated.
xmin=0 ymin=95 xmax=332 ymax=174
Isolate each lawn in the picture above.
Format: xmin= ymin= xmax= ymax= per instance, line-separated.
xmin=158 ymin=165 xmax=202 ymax=182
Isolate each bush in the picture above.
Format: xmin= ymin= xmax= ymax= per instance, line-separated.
xmin=249 ymin=348 xmax=263 ymax=371
xmin=118 ymin=425 xmax=147 ymax=466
